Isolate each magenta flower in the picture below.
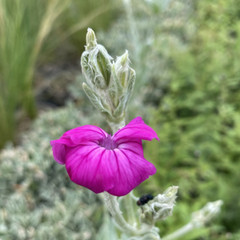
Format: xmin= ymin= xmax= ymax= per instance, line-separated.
xmin=50 ymin=117 xmax=159 ymax=196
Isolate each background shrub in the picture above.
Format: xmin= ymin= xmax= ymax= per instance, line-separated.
xmin=144 ymin=0 xmax=240 ymax=238
xmin=0 ymin=103 xmax=104 ymax=240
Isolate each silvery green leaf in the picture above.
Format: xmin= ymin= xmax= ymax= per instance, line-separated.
xmin=109 ymin=87 xmax=119 ymax=108
xmin=94 ymin=75 xmax=107 ymax=89
xmin=111 ymin=64 xmax=124 ymax=96
xmin=127 ymin=68 xmax=136 ymax=95
xmin=82 ymin=83 xmax=111 ymax=115
xmin=113 ymin=96 xmax=126 ymax=118
xmin=81 ymin=51 xmax=95 ymax=87
xmin=115 ymin=50 xmax=130 ymax=88
xmin=83 ymin=45 xmax=112 ymax=89
xmin=96 ymin=45 xmax=112 ymax=87
xmin=96 ymin=212 xmax=119 ymax=240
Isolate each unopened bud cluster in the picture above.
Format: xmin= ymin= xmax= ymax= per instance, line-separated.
xmin=191 ymin=200 xmax=223 ymax=228
xmin=81 ymin=28 xmax=136 ymax=127
xmin=140 ymin=186 xmax=178 ymax=225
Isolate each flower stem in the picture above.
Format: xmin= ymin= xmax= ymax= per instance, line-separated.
xmin=108 ymin=119 xmax=126 ymax=133
xmin=162 ymin=223 xmax=194 ymax=240
xmin=103 ymin=192 xmax=139 ymax=235
xmin=124 ymin=193 xmax=137 ymax=226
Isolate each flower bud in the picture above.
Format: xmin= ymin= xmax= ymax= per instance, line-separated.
xmin=86 ymin=28 xmax=97 ymax=50
xmin=191 ymin=200 xmax=223 ymax=228
xmin=115 ymin=50 xmax=130 ymax=88
xmin=81 ymin=28 xmax=112 ymax=90
xmin=110 ymin=51 xmax=136 ymax=119
xmin=151 ymin=186 xmax=178 ymax=221
xmin=140 ymin=186 xmax=178 ymax=225
xmin=113 ymin=51 xmax=136 ymax=92
xmin=81 ymin=29 xmax=136 ymax=125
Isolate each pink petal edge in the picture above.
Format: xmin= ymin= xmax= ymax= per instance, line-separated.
xmin=113 ymin=116 xmax=159 ymax=142
xmin=51 ymin=125 xmax=108 ymax=165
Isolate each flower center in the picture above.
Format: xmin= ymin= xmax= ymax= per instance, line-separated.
xmin=99 ymin=135 xmax=117 ymax=150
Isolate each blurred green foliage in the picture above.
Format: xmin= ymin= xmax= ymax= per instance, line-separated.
xmin=97 ymin=0 xmax=195 ymax=122
xmin=0 ymin=0 xmax=68 ymax=148
xmin=144 ymin=0 xmax=240 ymax=239
xmin=0 ymin=0 xmax=117 ymax=149
xmin=41 ymin=0 xmax=119 ymax=63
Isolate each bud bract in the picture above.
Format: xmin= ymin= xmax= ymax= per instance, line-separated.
xmin=140 ymin=186 xmax=178 ymax=225
xmin=81 ymin=35 xmax=112 ymax=90
xmin=86 ymin=28 xmax=97 ymax=50
xmin=81 ymin=29 xmax=136 ymax=126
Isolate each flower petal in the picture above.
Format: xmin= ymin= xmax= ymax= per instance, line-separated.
xmin=50 ymin=141 xmax=67 ymax=164
xmin=63 ymin=125 xmax=108 ymax=144
xmin=65 ymin=146 xmax=116 ymax=194
xmin=64 ymin=144 xmax=155 ymax=196
xmin=113 ymin=117 xmax=159 ymax=142
xmin=117 ymin=140 xmax=144 ymax=157
xmin=50 ymin=125 xmax=107 ymax=164
xmin=50 ymin=117 xmax=158 ymax=196
xmin=107 ymin=148 xmax=156 ymax=196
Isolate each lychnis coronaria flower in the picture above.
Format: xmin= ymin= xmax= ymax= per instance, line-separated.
xmin=50 ymin=117 xmax=159 ymax=196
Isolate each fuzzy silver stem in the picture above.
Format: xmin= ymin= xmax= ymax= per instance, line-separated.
xmin=162 ymin=223 xmax=194 ymax=240
xmin=162 ymin=200 xmax=223 ymax=240
xmin=108 ymin=119 xmax=126 ymax=133
xmin=103 ymin=192 xmax=139 ymax=235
